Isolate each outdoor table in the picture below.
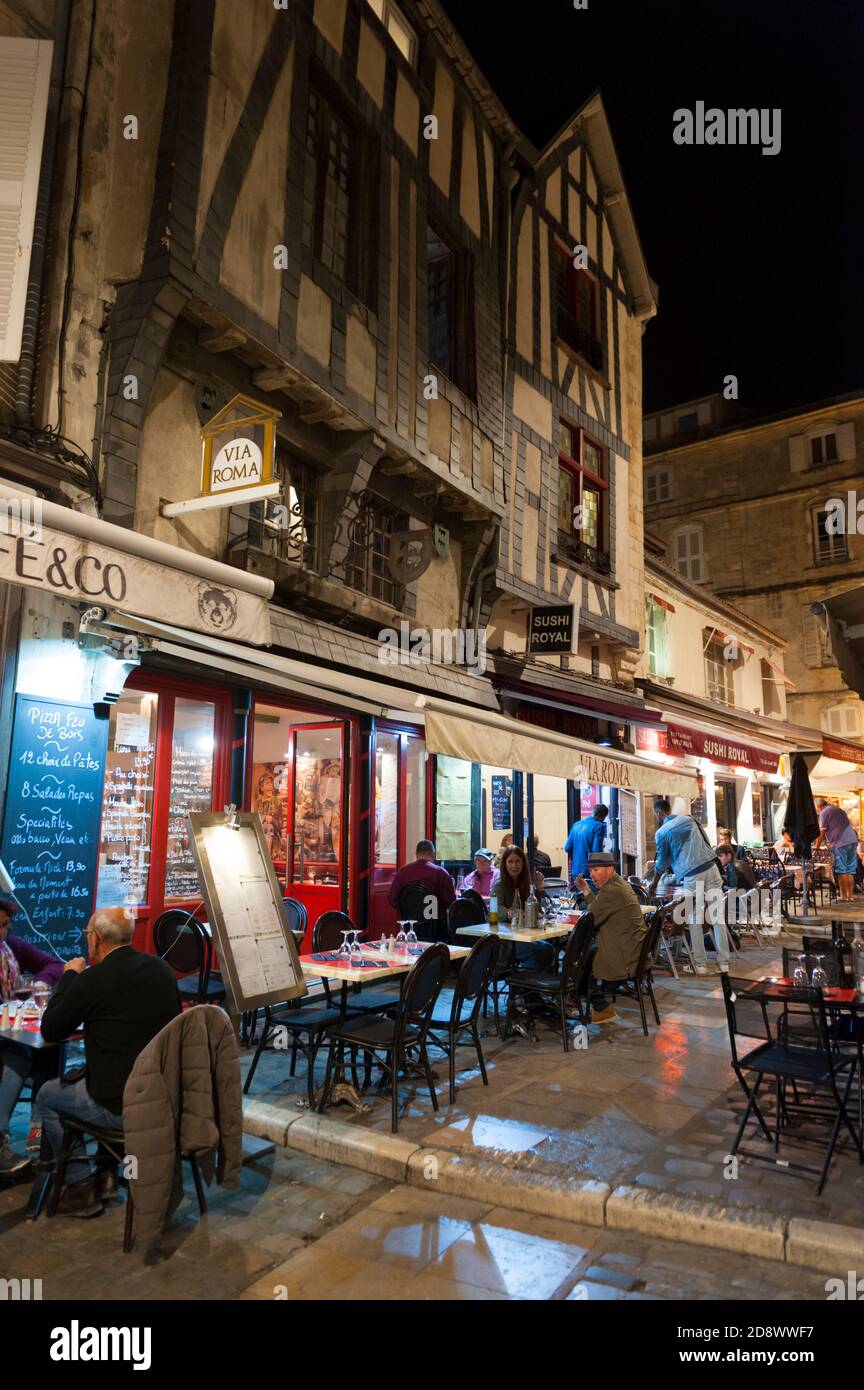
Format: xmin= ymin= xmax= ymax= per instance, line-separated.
xmin=298 ymin=942 xmax=470 ymax=1112
xmin=455 ymin=920 xmax=574 ymax=943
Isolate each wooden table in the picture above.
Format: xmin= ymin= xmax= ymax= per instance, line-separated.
xmin=456 ymin=921 xmax=575 ymax=943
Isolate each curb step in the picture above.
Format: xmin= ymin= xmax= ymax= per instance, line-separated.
xmin=243 ymin=1100 xmax=864 ymax=1275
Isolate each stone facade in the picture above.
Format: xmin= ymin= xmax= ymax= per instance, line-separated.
xmin=643 ymin=392 xmax=864 ymax=736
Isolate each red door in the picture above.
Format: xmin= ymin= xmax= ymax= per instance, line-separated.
xmin=369 ymin=727 xmax=427 ymax=937
xmin=282 ymin=720 xmax=348 ymax=941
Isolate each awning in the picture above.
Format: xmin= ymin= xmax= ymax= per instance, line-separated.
xmin=636 ymin=721 xmax=781 ymax=774
xmin=0 ymin=482 xmax=273 ymax=644
xmin=817 ymin=587 xmax=864 ymax=697
xmin=762 ymin=655 xmax=797 ymax=691
xmin=419 ymin=696 xmax=697 ymax=796
xmin=494 ymin=678 xmax=666 ymax=725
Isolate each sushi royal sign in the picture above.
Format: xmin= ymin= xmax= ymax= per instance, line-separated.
xmin=528 ymin=603 xmax=577 ymax=656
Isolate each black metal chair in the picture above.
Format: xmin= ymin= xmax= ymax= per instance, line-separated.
xmin=447 ymin=895 xmax=486 ymax=942
xmin=47 ymin=1116 xmax=207 ymax=1253
xmin=459 ymin=888 xmax=487 ymax=919
xmin=319 ymin=944 xmax=450 ymax=1133
xmin=428 ymin=936 xmax=501 ymax=1104
xmin=504 ymin=914 xmax=595 ymax=1051
xmin=597 ymin=909 xmax=664 ymax=1036
xmin=282 ymin=897 xmax=308 ymax=939
xmin=152 ymin=909 xmax=225 ymax=1005
xmin=242 ymin=992 xmax=353 ymax=1105
xmin=626 ymin=877 xmax=650 ymax=904
xmin=397 ymin=881 xmax=448 ymax=943
xmin=720 ymin=974 xmax=861 ymax=1194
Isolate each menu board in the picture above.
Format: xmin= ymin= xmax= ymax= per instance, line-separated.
xmin=187 ymin=811 xmax=306 ymax=1011
xmin=0 ymin=696 xmax=109 ymax=959
xmin=619 ymin=790 xmax=638 ymax=858
xmin=491 ymin=775 xmax=512 ymax=832
xmin=97 ymin=707 xmax=156 ymax=908
xmin=165 ymin=744 xmax=213 ymax=899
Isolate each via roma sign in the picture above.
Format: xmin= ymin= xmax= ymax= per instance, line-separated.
xmin=200 ymin=393 xmax=279 ymax=498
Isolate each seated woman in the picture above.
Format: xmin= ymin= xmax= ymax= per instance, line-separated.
xmin=462 ymin=848 xmax=495 ymax=897
xmin=492 ymin=847 xmax=555 ymax=970
xmin=0 ymin=895 xmax=63 ymax=1174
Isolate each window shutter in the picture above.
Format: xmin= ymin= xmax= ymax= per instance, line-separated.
xmin=837 ymin=422 xmax=857 ymax=463
xmin=0 ymin=38 xmax=52 ymax=363
xmin=789 ymin=435 xmax=806 ymax=473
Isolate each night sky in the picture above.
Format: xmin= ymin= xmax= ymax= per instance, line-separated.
xmin=439 ymin=0 xmax=863 ymax=416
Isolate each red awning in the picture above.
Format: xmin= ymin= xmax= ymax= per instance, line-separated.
xmin=495 ymin=680 xmax=666 ymax=726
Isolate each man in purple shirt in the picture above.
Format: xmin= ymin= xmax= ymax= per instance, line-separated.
xmin=0 ymin=895 xmax=64 ymax=1175
xmin=387 ymin=840 xmax=456 ymax=942
xmin=815 ymin=798 xmax=859 ymax=902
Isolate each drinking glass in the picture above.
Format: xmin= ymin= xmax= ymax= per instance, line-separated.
xmin=405 ymin=922 xmax=418 ymax=947
xmin=792 ymin=954 xmax=809 ymax=986
xmin=395 ymin=921 xmax=408 ymax=945
xmin=338 ymin=930 xmax=352 ymax=958
xmin=810 ymin=956 xmax=829 ymax=989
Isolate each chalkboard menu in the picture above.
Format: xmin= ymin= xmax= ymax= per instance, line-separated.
xmin=491 ymin=775 xmax=512 ymax=832
xmin=0 ymin=695 xmax=108 ymax=960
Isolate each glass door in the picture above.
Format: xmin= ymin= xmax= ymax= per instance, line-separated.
xmin=369 ymin=728 xmax=427 ymax=937
xmin=283 ymin=721 xmax=348 ymax=927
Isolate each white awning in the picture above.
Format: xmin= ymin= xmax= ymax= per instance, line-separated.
xmin=418 ymin=697 xmax=697 ymax=796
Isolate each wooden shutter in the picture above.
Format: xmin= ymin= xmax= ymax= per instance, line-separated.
xmin=0 ymin=38 xmax=52 ymax=362
xmin=788 ymin=435 xmax=806 ymax=473
xmin=837 ymin=421 xmax=857 ymax=463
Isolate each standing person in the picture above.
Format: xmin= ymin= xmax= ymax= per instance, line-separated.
xmin=648 ymin=798 xmax=730 ymax=975
xmin=0 ymin=896 xmax=64 ymax=1175
xmin=564 ymin=805 xmax=608 ymax=883
xmin=815 ymin=798 xmax=859 ymax=902
xmin=462 ymin=849 xmax=495 ymax=896
xmin=38 ymin=908 xmax=181 ymax=1217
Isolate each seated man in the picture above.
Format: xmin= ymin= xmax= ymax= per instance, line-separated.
xmin=38 ymin=908 xmax=181 ymax=1217
xmin=717 ymin=844 xmax=758 ymax=892
xmin=574 ymin=852 xmax=647 ymax=1024
xmin=388 ymin=839 xmax=456 ymax=942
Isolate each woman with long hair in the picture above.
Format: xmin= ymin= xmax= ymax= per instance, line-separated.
xmin=492 ymin=847 xmax=554 ymax=969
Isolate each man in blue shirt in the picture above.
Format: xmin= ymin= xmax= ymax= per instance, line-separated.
xmin=647 ymin=797 xmax=729 ymax=974
xmin=565 ymin=805 xmax=608 ymax=882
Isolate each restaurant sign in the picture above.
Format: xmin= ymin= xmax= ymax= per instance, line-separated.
xmin=201 ymin=393 xmax=278 ymax=497
xmin=0 ymin=521 xmax=271 ymax=645
xmin=636 ymin=723 xmax=779 ymax=774
xmin=527 ymin=603 xmax=577 ymax=655
xmin=822 ymin=735 xmax=864 ymax=765
xmin=513 ymin=701 xmax=600 ymax=742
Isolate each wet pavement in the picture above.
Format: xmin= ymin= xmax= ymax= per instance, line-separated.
xmin=242 ymin=932 xmax=864 ymax=1231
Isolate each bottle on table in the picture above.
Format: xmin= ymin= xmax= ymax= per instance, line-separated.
xmin=525 ymin=884 xmax=538 ymax=932
xmin=488 ymin=894 xmax=499 ymax=930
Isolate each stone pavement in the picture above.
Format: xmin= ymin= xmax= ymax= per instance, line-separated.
xmin=242 ymin=934 xmax=864 ymax=1235
xmin=0 ymin=1142 xmax=830 ymax=1301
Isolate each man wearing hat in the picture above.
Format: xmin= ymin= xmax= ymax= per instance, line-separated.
xmin=463 ymin=849 xmax=496 ymax=897
xmin=573 ymin=852 xmax=647 ymax=1024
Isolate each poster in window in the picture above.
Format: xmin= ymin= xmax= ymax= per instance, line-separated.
xmin=292 ymin=750 xmax=341 ymax=881
xmin=250 ymin=762 xmax=288 ymax=864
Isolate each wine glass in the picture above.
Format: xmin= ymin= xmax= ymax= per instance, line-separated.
xmin=338 ymin=930 xmax=352 ymax=958
xmin=349 ymin=929 xmax=363 ymax=960
xmin=792 ymin=954 xmax=809 ymax=986
xmin=404 ymin=921 xmax=418 ymax=948
xmin=394 ymin=920 xmax=408 ymax=946
xmin=810 ymin=955 xmax=829 ymax=989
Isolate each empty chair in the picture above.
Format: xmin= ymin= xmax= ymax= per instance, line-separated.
xmin=312 ymin=911 xmax=402 ymax=1016
xmin=447 ymin=895 xmax=486 ymax=942
xmin=428 ymin=936 xmax=501 ymax=1103
xmin=459 ymin=888 xmax=487 ymax=918
xmin=319 ymin=944 xmax=450 ymax=1133
xmin=152 ymin=910 xmax=225 ymax=1006
xmin=397 ymin=881 xmax=448 ymax=943
xmin=282 ymin=897 xmax=308 ymax=940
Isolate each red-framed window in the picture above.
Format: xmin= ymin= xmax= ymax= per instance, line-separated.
xmin=555 ymin=245 xmax=602 ymax=370
xmin=557 ymin=417 xmax=610 ymax=574
xmin=95 ymin=672 xmax=233 ymax=949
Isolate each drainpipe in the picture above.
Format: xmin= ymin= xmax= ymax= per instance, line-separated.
xmin=15 ymin=0 xmax=73 ymax=427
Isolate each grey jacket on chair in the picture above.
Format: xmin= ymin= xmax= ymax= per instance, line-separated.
xmin=122 ymin=1005 xmax=243 ymax=1250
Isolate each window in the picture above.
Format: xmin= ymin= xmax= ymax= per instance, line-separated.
xmin=557 ymin=418 xmax=610 ymax=573
xmin=365 ymin=0 xmax=417 ymax=65
xmin=645 ymin=467 xmax=671 ymax=505
xmin=705 ymin=634 xmax=734 ymax=705
xmin=426 ymin=222 xmax=474 ymax=396
xmin=823 ymin=703 xmax=862 ymax=738
xmin=242 ymin=448 xmax=320 ymax=569
xmin=555 ymin=247 xmax=602 ymax=370
xmin=303 ymin=81 xmax=376 ymax=303
xmin=814 ymin=509 xmax=847 ymax=564
xmin=810 ymin=432 xmax=838 ymax=466
xmin=677 ymin=411 xmax=698 ymax=431
xmin=761 ymin=658 xmax=782 ymax=717
xmin=673 ymin=526 xmax=705 ymax=582
xmin=802 ymin=607 xmax=835 ymax=668
xmin=344 ymin=495 xmax=406 ymax=608
xmin=645 ymin=599 xmax=668 ymax=677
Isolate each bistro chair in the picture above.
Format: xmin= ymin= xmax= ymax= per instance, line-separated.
xmin=397 ymin=881 xmax=448 ymax=943
xmin=312 ymin=911 xmax=402 ymax=1016
xmin=459 ymin=888 xmax=487 ymax=918
xmin=447 ymin=895 xmax=486 ymax=942
xmin=427 ymin=936 xmax=501 ymax=1104
xmin=282 ymin=896 xmax=308 ymax=941
xmin=504 ymin=914 xmax=595 ymax=1052
xmin=152 ymin=909 xmax=225 ymax=1006
xmin=242 ymin=992 xmax=354 ymax=1106
xmin=598 ymin=909 xmax=664 ymax=1036
xmin=319 ymin=944 xmax=450 ymax=1133
xmin=47 ymin=1115 xmax=207 ymax=1254
xmin=720 ymin=974 xmax=861 ymax=1195
xmin=626 ymin=877 xmax=650 ymax=904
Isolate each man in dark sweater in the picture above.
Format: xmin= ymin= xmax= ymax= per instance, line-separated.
xmin=37 ymin=907 xmax=180 ymax=1217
